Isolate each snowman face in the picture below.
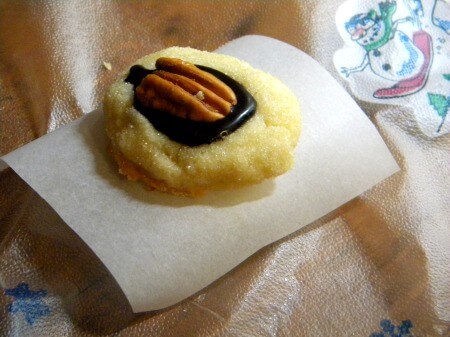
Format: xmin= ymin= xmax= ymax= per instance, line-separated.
xmin=356 ymin=20 xmax=385 ymax=46
xmin=345 ymin=13 xmax=385 ymax=46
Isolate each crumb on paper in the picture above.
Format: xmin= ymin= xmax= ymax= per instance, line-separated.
xmin=103 ymin=62 xmax=112 ymax=71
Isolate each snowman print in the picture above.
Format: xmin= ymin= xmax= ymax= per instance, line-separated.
xmin=340 ymin=0 xmax=433 ymax=99
xmin=334 ymin=0 xmax=450 ymax=137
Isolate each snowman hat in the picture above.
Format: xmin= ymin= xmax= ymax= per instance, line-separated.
xmin=345 ymin=9 xmax=379 ymax=32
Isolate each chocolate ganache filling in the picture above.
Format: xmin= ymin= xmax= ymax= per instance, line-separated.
xmin=125 ymin=64 xmax=256 ymax=146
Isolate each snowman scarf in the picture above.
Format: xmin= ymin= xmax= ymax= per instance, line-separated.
xmin=363 ymin=1 xmax=397 ymax=52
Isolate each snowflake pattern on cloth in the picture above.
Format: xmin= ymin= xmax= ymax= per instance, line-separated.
xmin=5 ymin=283 xmax=51 ymax=325
xmin=334 ymin=0 xmax=450 ymax=138
xmin=369 ymin=319 xmax=414 ymax=337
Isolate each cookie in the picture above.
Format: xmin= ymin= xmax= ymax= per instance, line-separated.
xmin=103 ymin=47 xmax=301 ymax=196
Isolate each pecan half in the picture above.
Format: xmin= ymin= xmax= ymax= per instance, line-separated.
xmin=135 ymin=58 xmax=237 ymax=122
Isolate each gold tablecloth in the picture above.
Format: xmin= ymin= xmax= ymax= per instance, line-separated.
xmin=1 ymin=1 xmax=449 ymax=336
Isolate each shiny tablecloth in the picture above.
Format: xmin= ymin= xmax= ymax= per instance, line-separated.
xmin=0 ymin=1 xmax=449 ymax=336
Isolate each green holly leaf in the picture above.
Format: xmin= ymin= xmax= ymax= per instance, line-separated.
xmin=443 ymin=74 xmax=450 ymax=81
xmin=427 ymin=93 xmax=450 ymax=118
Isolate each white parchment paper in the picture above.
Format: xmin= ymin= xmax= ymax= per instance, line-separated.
xmin=1 ymin=36 xmax=399 ymax=312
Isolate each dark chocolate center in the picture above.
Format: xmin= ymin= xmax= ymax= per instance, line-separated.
xmin=124 ymin=64 xmax=256 ymax=146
